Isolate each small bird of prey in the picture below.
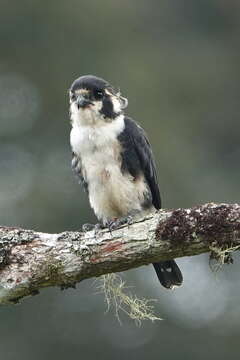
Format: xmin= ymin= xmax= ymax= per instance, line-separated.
xmin=68 ymin=75 xmax=183 ymax=289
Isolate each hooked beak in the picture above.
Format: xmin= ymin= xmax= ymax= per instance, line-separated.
xmin=76 ymin=95 xmax=93 ymax=109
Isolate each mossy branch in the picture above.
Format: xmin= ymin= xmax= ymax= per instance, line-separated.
xmin=0 ymin=202 xmax=240 ymax=305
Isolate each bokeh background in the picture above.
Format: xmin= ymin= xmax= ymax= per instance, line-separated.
xmin=1 ymin=0 xmax=240 ymax=359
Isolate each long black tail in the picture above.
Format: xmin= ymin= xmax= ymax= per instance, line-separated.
xmin=153 ymin=260 xmax=183 ymax=289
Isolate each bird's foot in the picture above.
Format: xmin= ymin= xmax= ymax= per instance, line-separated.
xmin=106 ymin=215 xmax=133 ymax=232
xmin=82 ymin=223 xmax=95 ymax=232
xmin=82 ymin=223 xmax=104 ymax=235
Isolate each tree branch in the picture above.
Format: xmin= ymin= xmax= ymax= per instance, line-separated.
xmin=0 ymin=203 xmax=240 ymax=305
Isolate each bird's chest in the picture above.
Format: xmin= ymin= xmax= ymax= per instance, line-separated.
xmin=70 ymin=125 xmax=123 ymax=184
xmin=70 ymin=122 xmax=147 ymax=221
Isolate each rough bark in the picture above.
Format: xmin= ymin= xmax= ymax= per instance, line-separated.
xmin=0 ymin=203 xmax=240 ymax=305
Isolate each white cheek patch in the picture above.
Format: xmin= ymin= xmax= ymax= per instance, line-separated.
xmin=105 ymin=89 xmax=125 ymax=113
xmin=93 ymin=101 xmax=103 ymax=113
xmin=111 ymin=96 xmax=122 ymax=113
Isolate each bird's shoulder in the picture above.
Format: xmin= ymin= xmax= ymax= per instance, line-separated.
xmin=118 ymin=116 xmax=161 ymax=209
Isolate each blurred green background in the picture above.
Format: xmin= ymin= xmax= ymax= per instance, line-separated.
xmin=0 ymin=0 xmax=240 ymax=359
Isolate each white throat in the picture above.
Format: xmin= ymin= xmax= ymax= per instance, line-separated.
xmin=70 ymin=101 xmax=105 ymax=127
xmin=69 ymin=95 xmax=122 ymax=128
xmin=70 ymin=114 xmax=125 ymax=156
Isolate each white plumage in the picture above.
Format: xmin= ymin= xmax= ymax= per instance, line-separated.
xmin=70 ymin=109 xmax=149 ymax=223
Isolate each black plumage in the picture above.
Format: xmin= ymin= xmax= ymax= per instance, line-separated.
xmin=118 ymin=117 xmax=182 ymax=289
xmin=70 ymin=75 xmax=111 ymax=94
xmin=69 ymin=74 xmax=183 ymax=289
xmin=118 ymin=117 xmax=161 ymax=210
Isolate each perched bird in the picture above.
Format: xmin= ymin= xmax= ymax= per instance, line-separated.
xmin=69 ymin=75 xmax=183 ymax=289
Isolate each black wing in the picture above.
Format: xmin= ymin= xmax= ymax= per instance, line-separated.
xmin=118 ymin=117 xmax=161 ymax=209
xmin=71 ymin=152 xmax=88 ymax=193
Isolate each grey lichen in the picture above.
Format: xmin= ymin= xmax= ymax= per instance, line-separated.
xmin=0 ymin=227 xmax=38 ymax=271
xmin=0 ymin=203 xmax=239 ymax=306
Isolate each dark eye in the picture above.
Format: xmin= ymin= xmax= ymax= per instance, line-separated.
xmin=95 ymin=90 xmax=104 ymax=100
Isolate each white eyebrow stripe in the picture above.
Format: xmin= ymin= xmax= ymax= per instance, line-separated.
xmin=105 ymin=89 xmax=112 ymax=96
xmin=75 ymin=89 xmax=90 ymax=94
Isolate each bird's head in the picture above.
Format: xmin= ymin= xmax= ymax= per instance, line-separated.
xmin=69 ymin=75 xmax=128 ymax=126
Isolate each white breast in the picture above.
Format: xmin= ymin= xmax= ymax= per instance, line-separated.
xmin=70 ymin=114 xmax=125 ymax=155
xmin=70 ymin=115 xmax=125 ymax=189
xmin=70 ymin=114 xmax=149 ymax=223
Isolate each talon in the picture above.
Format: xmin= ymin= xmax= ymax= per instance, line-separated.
xmin=82 ymin=223 xmax=103 ymax=232
xmin=126 ymin=215 xmax=133 ymax=226
xmin=106 ymin=216 xmax=133 ymax=231
xmin=82 ymin=223 xmax=95 ymax=232
xmin=93 ymin=223 xmax=104 ymax=237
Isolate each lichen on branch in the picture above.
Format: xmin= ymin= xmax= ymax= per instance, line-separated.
xmin=0 ymin=203 xmax=239 ymax=305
